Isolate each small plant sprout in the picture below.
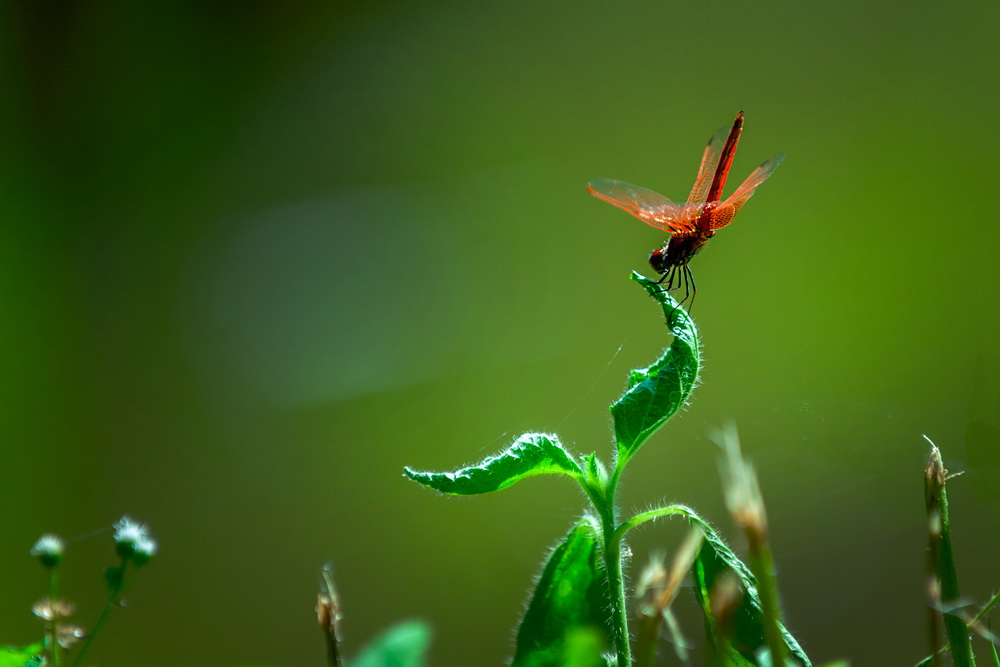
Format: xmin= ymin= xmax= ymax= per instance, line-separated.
xmin=405 ymin=273 xmax=811 ymax=667
xmin=317 ymin=561 xmax=343 ymax=667
xmin=923 ymin=438 xmax=975 ymax=667
xmin=916 ymin=438 xmax=1000 ymax=667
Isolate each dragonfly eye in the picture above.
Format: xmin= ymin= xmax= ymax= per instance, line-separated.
xmin=648 ymin=247 xmax=670 ymax=274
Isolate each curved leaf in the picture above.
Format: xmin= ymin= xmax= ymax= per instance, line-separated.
xmin=404 ymin=432 xmax=582 ymax=495
xmin=610 ymin=273 xmax=700 ymax=464
xmin=513 ymin=518 xmax=613 ymax=666
xmin=683 ymin=509 xmax=811 ymax=667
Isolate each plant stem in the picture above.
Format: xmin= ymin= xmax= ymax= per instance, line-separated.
xmin=606 ymin=499 xmax=699 ymax=664
xmin=72 ymin=560 xmax=129 ymax=667
xmin=612 ymin=506 xmax=692 ymax=545
xmin=599 ymin=503 xmax=702 ymax=667
xmin=601 ymin=505 xmax=631 ymax=667
xmin=47 ymin=568 xmax=61 ymax=667
xmin=585 ymin=459 xmax=632 ymax=667
xmin=326 ymin=630 xmax=341 ymax=667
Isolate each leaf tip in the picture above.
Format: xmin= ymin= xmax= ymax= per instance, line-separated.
xmin=629 ymin=270 xmax=649 ymax=284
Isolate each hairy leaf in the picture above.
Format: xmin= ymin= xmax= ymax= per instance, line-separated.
xmin=610 ymin=273 xmax=699 ymax=465
xmin=404 ymin=432 xmax=582 ymax=495
xmin=512 ymin=519 xmax=612 ymax=666
xmin=684 ymin=510 xmax=811 ymax=666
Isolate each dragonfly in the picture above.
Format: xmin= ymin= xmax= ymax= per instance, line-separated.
xmin=587 ymin=111 xmax=784 ymax=307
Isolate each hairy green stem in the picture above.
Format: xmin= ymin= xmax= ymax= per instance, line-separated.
xmin=603 ymin=524 xmax=631 ymax=667
xmin=612 ymin=506 xmax=692 ymax=546
xmin=592 ymin=472 xmax=699 ymax=666
xmin=579 ymin=458 xmax=633 ymax=667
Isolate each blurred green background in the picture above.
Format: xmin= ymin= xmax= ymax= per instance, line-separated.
xmin=3 ymin=0 xmax=1000 ymax=664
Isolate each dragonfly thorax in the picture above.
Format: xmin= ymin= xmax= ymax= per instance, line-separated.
xmin=649 ymin=231 xmax=714 ymax=274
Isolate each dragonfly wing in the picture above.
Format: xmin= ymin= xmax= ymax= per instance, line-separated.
xmin=685 ymin=123 xmax=729 ymax=205
xmin=680 ymin=201 xmax=709 ymax=222
xmin=707 ymin=152 xmax=785 ymax=230
xmin=587 ymin=178 xmax=696 ymax=233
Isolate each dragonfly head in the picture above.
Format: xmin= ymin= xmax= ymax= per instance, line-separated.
xmin=648 ymin=246 xmax=672 ymax=275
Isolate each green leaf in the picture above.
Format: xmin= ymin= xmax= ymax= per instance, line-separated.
xmin=610 ymin=273 xmax=700 ymax=465
xmin=0 ymin=643 xmax=44 ymax=667
xmin=682 ymin=509 xmax=811 ymax=667
xmin=580 ymin=452 xmax=607 ymax=489
xmin=404 ymin=432 xmax=582 ymax=495
xmin=560 ymin=628 xmax=616 ymax=667
xmin=512 ymin=519 xmax=612 ymax=666
xmin=349 ymin=620 xmax=431 ymax=667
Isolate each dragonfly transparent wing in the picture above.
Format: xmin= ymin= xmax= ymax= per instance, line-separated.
xmin=707 ymin=152 xmax=785 ymax=230
xmin=685 ymin=124 xmax=729 ymax=205
xmin=587 ymin=178 xmax=697 ymax=233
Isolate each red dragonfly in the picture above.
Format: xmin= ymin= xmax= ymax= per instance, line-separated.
xmin=588 ymin=111 xmax=784 ymax=305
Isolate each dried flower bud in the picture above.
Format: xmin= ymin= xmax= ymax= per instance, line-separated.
xmin=56 ymin=624 xmax=87 ymax=649
xmin=32 ymin=598 xmax=75 ymax=622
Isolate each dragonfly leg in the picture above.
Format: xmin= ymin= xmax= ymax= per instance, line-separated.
xmin=683 ymin=264 xmax=697 ymax=315
xmin=677 ymin=268 xmax=690 ymax=305
xmin=660 ymin=265 xmax=681 ymax=292
xmin=654 ymin=266 xmax=678 ymax=294
xmin=663 ymin=265 xmax=697 ymax=325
